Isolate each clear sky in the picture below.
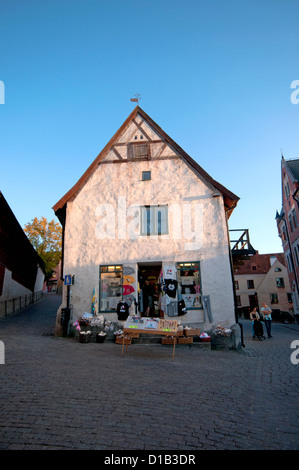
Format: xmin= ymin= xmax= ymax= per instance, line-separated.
xmin=1 ymin=0 xmax=298 ymax=254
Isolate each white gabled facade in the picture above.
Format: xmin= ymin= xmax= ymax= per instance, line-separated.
xmin=53 ymin=107 xmax=239 ymax=331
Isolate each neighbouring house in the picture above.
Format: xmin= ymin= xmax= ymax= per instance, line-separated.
xmin=234 ymin=252 xmax=292 ymax=316
xmin=0 ymin=192 xmax=45 ymax=317
xmin=44 ymin=261 xmax=63 ymax=294
xmin=276 ymin=156 xmax=299 ymax=316
xmin=53 ymin=106 xmax=240 ymax=335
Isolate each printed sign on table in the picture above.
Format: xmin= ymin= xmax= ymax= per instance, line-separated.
xmin=158 ymin=319 xmax=178 ymax=332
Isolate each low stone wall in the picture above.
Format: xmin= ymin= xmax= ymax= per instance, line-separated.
xmin=0 ymin=291 xmax=43 ymax=319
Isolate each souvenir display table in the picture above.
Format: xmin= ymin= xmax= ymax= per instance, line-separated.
xmin=121 ymin=317 xmax=180 ymax=359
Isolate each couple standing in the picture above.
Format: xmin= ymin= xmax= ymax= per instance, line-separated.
xmin=250 ymin=302 xmax=273 ymax=338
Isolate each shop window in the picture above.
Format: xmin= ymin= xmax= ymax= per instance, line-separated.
xmin=99 ymin=265 xmax=123 ymax=312
xmin=270 ymin=293 xmax=278 ymax=304
xmin=176 ymin=262 xmax=202 ymax=309
xmin=140 ymin=205 xmax=168 ymax=236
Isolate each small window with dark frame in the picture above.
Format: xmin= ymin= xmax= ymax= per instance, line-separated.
xmin=142 ymin=171 xmax=151 ymax=181
xmin=270 ymin=293 xmax=278 ymax=304
xmin=247 ymin=279 xmax=254 ymax=289
xmin=276 ymin=277 xmax=285 ymax=288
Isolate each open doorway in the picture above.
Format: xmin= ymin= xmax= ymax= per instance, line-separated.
xmin=138 ymin=262 xmax=162 ymax=317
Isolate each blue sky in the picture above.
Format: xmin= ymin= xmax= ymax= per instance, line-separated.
xmin=0 ymin=0 xmax=298 ymax=254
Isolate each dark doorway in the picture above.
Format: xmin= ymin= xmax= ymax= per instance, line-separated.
xmin=249 ymin=293 xmax=258 ymax=310
xmin=138 ymin=262 xmax=162 ymax=317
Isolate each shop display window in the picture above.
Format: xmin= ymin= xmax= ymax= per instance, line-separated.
xmin=176 ymin=262 xmax=202 ymax=309
xmin=99 ymin=265 xmax=123 ymax=312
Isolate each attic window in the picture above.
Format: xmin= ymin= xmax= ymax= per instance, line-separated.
xmin=128 ymin=142 xmax=150 ymax=159
xmin=142 ymin=171 xmax=151 ymax=181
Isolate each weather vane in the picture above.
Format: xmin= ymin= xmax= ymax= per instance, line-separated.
xmin=130 ymin=93 xmax=141 ymax=104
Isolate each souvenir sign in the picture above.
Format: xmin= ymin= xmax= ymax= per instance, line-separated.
xmin=158 ymin=319 xmax=178 ymax=333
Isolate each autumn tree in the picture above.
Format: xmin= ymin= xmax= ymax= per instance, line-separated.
xmin=24 ymin=217 xmax=62 ymax=280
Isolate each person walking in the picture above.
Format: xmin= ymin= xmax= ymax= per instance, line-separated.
xmin=261 ymin=302 xmax=273 ymax=338
xmin=249 ymin=307 xmax=259 ymax=339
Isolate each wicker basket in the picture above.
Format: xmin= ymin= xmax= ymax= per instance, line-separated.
xmin=199 ymin=337 xmax=210 ymax=343
xmin=126 ymin=332 xmax=140 ymax=338
xmin=161 ymin=337 xmax=176 ymax=344
xmin=177 ymin=336 xmax=193 ymax=344
xmin=115 ymin=336 xmax=132 ymax=345
xmin=184 ymin=328 xmax=201 ymax=336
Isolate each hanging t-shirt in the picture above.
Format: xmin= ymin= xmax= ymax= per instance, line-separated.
xmin=117 ymin=301 xmax=129 ymax=320
xmin=178 ymin=299 xmax=187 ymax=316
xmin=163 ymin=265 xmax=177 ymax=280
xmin=163 ymin=279 xmax=178 ymax=298
xmin=123 ymin=285 xmax=135 ymax=296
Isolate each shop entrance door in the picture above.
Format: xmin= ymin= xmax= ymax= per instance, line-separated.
xmin=138 ymin=262 xmax=162 ymax=317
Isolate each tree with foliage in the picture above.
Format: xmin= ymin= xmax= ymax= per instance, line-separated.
xmin=24 ymin=217 xmax=62 ymax=280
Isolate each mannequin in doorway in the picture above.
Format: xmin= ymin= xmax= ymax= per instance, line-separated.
xmin=142 ymin=280 xmax=155 ymax=316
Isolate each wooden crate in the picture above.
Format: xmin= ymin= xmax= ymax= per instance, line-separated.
xmin=177 ymin=336 xmax=193 ymax=344
xmin=184 ymin=328 xmax=201 ymax=336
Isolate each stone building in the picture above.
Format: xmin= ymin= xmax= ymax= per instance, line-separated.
xmin=234 ymin=252 xmax=291 ymax=314
xmin=276 ymin=156 xmax=299 ymax=316
xmin=53 ymin=107 xmax=239 ymax=331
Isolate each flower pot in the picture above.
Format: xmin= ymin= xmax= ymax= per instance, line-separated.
xmin=79 ymin=332 xmax=92 ymax=343
xmin=96 ymin=333 xmax=106 ymax=343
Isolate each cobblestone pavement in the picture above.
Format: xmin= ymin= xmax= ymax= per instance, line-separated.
xmin=0 ymin=293 xmax=298 ymax=451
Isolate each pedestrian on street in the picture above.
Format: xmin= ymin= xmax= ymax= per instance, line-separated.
xmin=249 ymin=307 xmax=259 ymax=338
xmin=261 ymin=302 xmax=273 ymax=338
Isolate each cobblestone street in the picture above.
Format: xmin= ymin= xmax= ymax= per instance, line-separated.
xmin=0 ymin=293 xmax=298 ymax=451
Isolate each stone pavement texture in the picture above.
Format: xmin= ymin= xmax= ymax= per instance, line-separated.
xmin=0 ymin=293 xmax=298 ymax=451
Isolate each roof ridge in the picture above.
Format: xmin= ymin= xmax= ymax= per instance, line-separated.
xmin=53 ymin=107 xmax=239 ymax=215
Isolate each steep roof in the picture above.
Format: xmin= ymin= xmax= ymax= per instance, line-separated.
xmin=284 ymin=157 xmax=299 ymax=182
xmin=234 ymin=252 xmax=285 ymax=275
xmin=0 ymin=192 xmax=44 ymax=292
xmin=53 ymin=106 xmax=239 ymax=219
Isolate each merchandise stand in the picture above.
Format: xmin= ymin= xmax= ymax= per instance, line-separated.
xmin=121 ymin=328 xmax=180 ymax=359
xmin=121 ymin=317 xmax=179 ymax=360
